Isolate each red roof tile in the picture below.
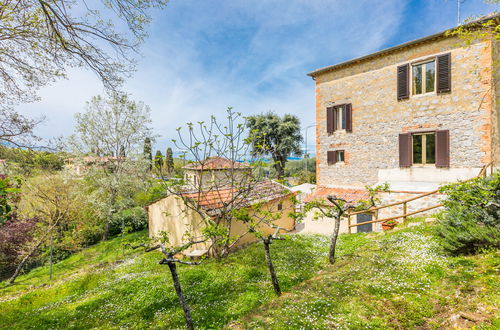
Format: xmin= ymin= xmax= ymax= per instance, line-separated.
xmin=304 ymin=187 xmax=369 ymax=204
xmin=182 ymin=180 xmax=292 ymax=216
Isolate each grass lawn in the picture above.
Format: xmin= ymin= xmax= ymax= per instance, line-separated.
xmin=238 ymin=224 xmax=500 ymax=329
xmin=1 ymin=222 xmax=498 ymax=329
xmin=0 ymin=231 xmax=369 ymax=329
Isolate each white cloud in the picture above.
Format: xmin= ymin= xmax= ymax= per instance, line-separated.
xmin=13 ymin=0 xmax=498 ymax=154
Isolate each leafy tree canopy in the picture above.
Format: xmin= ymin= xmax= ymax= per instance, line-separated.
xmin=246 ymin=112 xmax=303 ymax=178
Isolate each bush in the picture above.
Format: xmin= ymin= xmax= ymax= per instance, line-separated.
xmin=109 ymin=207 xmax=148 ymax=236
xmin=0 ymin=217 xmax=39 ymax=279
xmin=436 ymin=172 xmax=500 ymax=255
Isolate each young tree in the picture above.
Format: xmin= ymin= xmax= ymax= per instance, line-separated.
xmin=165 ymin=147 xmax=174 ymax=174
xmin=164 ymin=108 xmax=271 ymax=259
xmin=127 ymin=234 xmax=207 ymax=330
xmin=246 ymin=112 xmax=303 ymax=179
xmin=234 ymin=199 xmax=298 ymax=296
xmin=304 ymin=184 xmax=387 ymax=264
xmin=69 ymin=94 xmax=155 ymax=240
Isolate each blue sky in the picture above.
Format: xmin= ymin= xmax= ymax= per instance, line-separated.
xmin=19 ymin=0 xmax=499 ymax=155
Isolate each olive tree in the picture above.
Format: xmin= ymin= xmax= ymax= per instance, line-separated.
xmin=127 ymin=234 xmax=207 ymax=330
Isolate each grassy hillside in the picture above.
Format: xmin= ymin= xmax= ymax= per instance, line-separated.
xmin=1 ymin=222 xmax=498 ymax=329
xmin=0 ymin=231 xmax=367 ymax=329
xmin=238 ymin=223 xmax=499 ymax=329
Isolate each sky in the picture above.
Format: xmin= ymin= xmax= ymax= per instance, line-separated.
xmin=17 ymin=0 xmax=500 ymax=155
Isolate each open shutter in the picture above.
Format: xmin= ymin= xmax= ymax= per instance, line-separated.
xmin=345 ymin=103 xmax=352 ymax=132
xmin=397 ymin=64 xmax=410 ymax=100
xmin=436 ymin=53 xmax=451 ymax=93
xmin=327 ymin=151 xmax=336 ymax=165
xmin=398 ymin=133 xmax=412 ymax=167
xmin=326 ymin=107 xmax=333 ymax=134
xmin=435 ymin=130 xmax=450 ymax=167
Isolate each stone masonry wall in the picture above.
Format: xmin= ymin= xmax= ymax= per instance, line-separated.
xmin=493 ymin=38 xmax=500 ymax=166
xmin=315 ymin=36 xmax=495 ymax=188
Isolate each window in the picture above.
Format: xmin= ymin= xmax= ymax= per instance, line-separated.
xmin=277 ymin=202 xmax=283 ymax=211
xmin=412 ymin=132 xmax=435 ymax=165
xmin=336 ymin=150 xmax=345 ymax=163
xmin=412 ymin=60 xmax=435 ymax=95
xmin=334 ymin=106 xmax=346 ymax=131
xmin=327 ymin=150 xmax=345 ymax=165
xmin=326 ymin=104 xmax=352 ymax=134
xmin=398 ymin=53 xmax=451 ymax=100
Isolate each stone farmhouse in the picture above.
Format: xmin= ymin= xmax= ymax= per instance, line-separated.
xmin=306 ymin=14 xmax=499 ymax=232
xmin=148 ymin=157 xmax=296 ymax=255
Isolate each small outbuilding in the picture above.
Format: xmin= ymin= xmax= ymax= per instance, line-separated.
xmin=147 ymin=179 xmax=296 ymax=255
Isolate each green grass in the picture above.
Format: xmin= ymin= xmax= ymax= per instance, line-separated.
xmin=0 ymin=231 xmax=369 ymax=329
xmin=1 ymin=223 xmax=498 ymax=329
xmin=239 ymin=224 xmax=500 ymax=329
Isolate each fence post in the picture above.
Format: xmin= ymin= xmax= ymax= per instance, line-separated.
xmin=403 ymin=201 xmax=407 ymax=223
xmin=347 ymin=209 xmax=351 ymax=234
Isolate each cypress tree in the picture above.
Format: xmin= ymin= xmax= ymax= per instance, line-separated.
xmin=165 ymin=147 xmax=174 ymax=174
xmin=155 ymin=150 xmax=163 ymax=171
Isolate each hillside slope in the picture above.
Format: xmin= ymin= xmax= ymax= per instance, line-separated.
xmin=237 ymin=223 xmax=499 ymax=329
xmin=1 ymin=222 xmax=498 ymax=329
xmin=0 ymin=231 xmax=367 ymax=329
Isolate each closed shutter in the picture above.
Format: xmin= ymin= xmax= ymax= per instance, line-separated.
xmin=436 ymin=53 xmax=451 ymax=93
xmin=398 ymin=133 xmax=412 ymax=167
xmin=397 ymin=64 xmax=410 ymax=100
xmin=345 ymin=103 xmax=352 ymax=132
xmin=326 ymin=107 xmax=333 ymax=134
xmin=327 ymin=151 xmax=336 ymax=165
xmin=435 ymin=130 xmax=450 ymax=167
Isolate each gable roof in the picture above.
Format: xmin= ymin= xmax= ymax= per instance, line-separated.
xmin=183 ymin=156 xmax=249 ymax=171
xmin=182 ymin=180 xmax=293 ymax=216
xmin=308 ymin=13 xmax=500 ymax=78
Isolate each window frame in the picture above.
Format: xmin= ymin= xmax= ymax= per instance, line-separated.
xmin=411 ymin=131 xmax=436 ymax=166
xmin=336 ymin=150 xmax=345 ymax=163
xmin=411 ymin=59 xmax=436 ymax=96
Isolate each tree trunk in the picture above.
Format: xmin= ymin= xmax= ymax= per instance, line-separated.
xmin=49 ymin=234 xmax=53 ymax=281
xmin=103 ymin=188 xmax=116 ymax=241
xmin=263 ymin=238 xmax=281 ymax=296
xmin=329 ymin=215 xmax=342 ymax=264
xmin=167 ymin=261 xmax=194 ymax=330
xmin=9 ymin=239 xmax=44 ymax=285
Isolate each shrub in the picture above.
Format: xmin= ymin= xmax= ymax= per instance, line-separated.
xmin=436 ymin=172 xmax=500 ymax=255
xmin=109 ymin=206 xmax=148 ymax=236
xmin=0 ymin=217 xmax=39 ymax=279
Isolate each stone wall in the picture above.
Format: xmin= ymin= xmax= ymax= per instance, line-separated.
xmin=493 ymin=38 xmax=500 ymax=165
xmin=314 ymin=36 xmax=495 ymax=189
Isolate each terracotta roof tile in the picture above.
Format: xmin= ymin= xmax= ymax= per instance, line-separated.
xmin=182 ymin=180 xmax=292 ymax=216
xmin=304 ymin=187 xmax=369 ymax=205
